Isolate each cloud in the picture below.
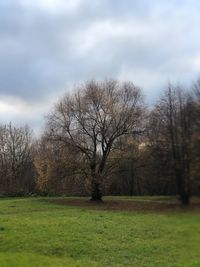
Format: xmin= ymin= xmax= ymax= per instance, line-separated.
xmin=0 ymin=0 xmax=200 ymax=131
xmin=0 ymin=96 xmax=55 ymax=135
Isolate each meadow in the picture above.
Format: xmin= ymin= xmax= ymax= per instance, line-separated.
xmin=0 ymin=197 xmax=199 ymax=267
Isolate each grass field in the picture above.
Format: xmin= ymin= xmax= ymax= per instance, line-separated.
xmin=0 ymin=197 xmax=199 ymax=267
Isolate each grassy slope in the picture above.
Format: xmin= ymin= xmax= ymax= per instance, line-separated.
xmin=0 ymin=197 xmax=199 ymax=267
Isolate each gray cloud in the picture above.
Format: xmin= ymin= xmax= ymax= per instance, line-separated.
xmin=0 ymin=0 xmax=200 ymax=131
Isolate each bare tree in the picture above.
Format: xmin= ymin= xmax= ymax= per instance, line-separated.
xmin=34 ymin=135 xmax=87 ymax=196
xmin=191 ymin=79 xmax=200 ymax=194
xmin=46 ymin=79 xmax=144 ymax=201
xmin=107 ymin=135 xmax=145 ymax=196
xmin=148 ymin=84 xmax=193 ymax=204
xmin=0 ymin=123 xmax=34 ymax=195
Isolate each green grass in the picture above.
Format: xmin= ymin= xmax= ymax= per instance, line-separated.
xmin=0 ymin=197 xmax=199 ymax=267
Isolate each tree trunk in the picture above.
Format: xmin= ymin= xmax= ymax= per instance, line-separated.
xmin=180 ymin=192 xmax=190 ymax=205
xmin=90 ymin=180 xmax=102 ymax=201
xmin=176 ymin=170 xmax=190 ymax=205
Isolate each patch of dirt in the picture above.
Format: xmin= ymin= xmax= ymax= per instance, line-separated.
xmin=49 ymin=198 xmax=200 ymax=213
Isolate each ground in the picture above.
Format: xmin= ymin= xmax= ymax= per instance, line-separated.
xmin=0 ymin=196 xmax=199 ymax=267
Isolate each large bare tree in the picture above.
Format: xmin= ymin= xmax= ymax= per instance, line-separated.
xmin=46 ymin=79 xmax=144 ymax=201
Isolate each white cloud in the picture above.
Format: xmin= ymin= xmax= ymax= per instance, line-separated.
xmin=0 ymin=97 xmax=54 ymax=134
xmin=19 ymin=0 xmax=83 ymax=13
xmin=0 ymin=100 xmax=19 ymax=113
xmin=190 ymin=55 xmax=200 ymax=71
xmin=118 ymin=65 xmax=164 ymax=100
xmin=72 ymin=18 xmax=165 ymax=56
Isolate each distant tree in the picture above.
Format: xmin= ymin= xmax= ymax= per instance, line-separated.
xmin=34 ymin=135 xmax=86 ymax=196
xmin=0 ymin=123 xmax=34 ymax=195
xmin=191 ymin=80 xmax=200 ymax=194
xmin=46 ymin=79 xmax=144 ymax=201
xmin=108 ymin=136 xmax=144 ymax=196
xmin=145 ymin=108 xmax=177 ymax=195
xmin=148 ymin=84 xmax=194 ymax=204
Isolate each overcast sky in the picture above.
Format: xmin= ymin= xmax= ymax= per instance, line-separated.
xmin=0 ymin=0 xmax=200 ymax=133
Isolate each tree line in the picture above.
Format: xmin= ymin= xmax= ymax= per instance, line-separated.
xmin=0 ymin=79 xmax=199 ymax=204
